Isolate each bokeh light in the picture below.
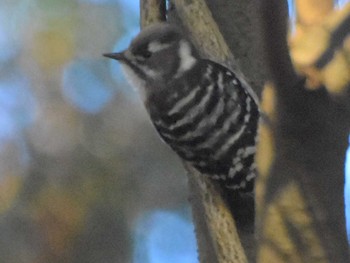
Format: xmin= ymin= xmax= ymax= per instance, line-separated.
xmin=133 ymin=210 xmax=198 ymax=263
xmin=0 ymin=0 xmax=193 ymax=262
xmin=337 ymin=0 xmax=349 ymax=8
xmin=0 ymin=73 xmax=36 ymax=143
xmin=62 ymin=59 xmax=115 ymax=113
xmin=0 ymin=9 xmax=18 ymax=62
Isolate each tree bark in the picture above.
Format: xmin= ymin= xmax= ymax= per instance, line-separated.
xmin=256 ymin=0 xmax=350 ymax=262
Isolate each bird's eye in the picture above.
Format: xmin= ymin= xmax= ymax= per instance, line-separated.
xmin=135 ymin=50 xmax=152 ymax=61
xmin=142 ymin=50 xmax=152 ymax=58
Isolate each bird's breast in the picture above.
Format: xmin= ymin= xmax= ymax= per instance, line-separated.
xmin=120 ymin=63 xmax=147 ymax=101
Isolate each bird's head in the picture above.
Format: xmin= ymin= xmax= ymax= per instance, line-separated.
xmin=104 ymin=23 xmax=198 ymax=87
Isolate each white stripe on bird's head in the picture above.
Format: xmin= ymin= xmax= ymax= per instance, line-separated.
xmin=175 ymin=40 xmax=197 ymax=77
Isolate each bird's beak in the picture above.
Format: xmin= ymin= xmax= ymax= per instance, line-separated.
xmin=103 ymin=52 xmax=125 ymax=61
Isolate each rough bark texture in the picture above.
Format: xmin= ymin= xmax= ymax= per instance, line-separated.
xmin=186 ymin=164 xmax=248 ymax=263
xmin=140 ymin=0 xmax=166 ymax=27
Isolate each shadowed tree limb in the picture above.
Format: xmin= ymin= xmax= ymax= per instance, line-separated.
xmin=256 ymin=0 xmax=350 ymax=262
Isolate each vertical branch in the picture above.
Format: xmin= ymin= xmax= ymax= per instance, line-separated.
xmin=171 ymin=0 xmax=234 ymax=66
xmin=258 ymin=0 xmax=298 ymax=90
xmin=140 ymin=0 xmax=166 ymax=28
xmin=185 ymin=165 xmax=248 ymax=263
xmin=256 ymin=0 xmax=350 ymax=262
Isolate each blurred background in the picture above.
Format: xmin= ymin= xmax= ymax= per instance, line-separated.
xmin=0 ymin=1 xmax=195 ymax=262
xmin=0 ymin=0 xmax=349 ymax=263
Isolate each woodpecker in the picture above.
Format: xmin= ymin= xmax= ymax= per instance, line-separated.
xmin=104 ymin=23 xmax=259 ymax=192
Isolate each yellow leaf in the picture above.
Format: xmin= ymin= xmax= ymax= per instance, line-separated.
xmin=290 ymin=25 xmax=329 ymax=66
xmin=290 ymin=3 xmax=350 ymax=93
xmin=323 ymin=50 xmax=350 ymax=93
xmin=296 ymin=0 xmax=334 ymax=26
xmin=31 ymin=27 xmax=75 ymax=70
xmin=0 ymin=176 xmax=22 ymax=214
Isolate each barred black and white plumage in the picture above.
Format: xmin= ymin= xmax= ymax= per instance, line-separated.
xmin=104 ymin=23 xmax=259 ymax=192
